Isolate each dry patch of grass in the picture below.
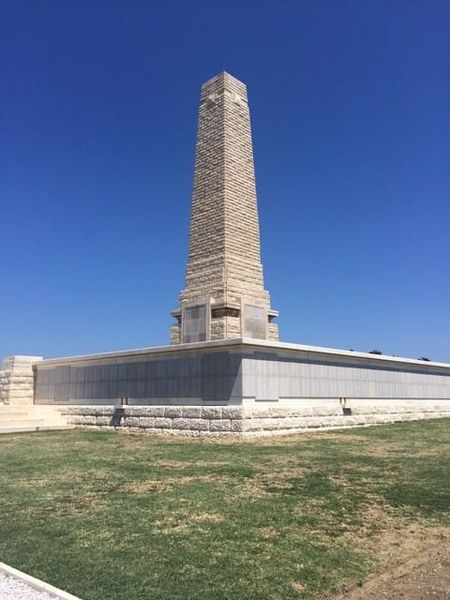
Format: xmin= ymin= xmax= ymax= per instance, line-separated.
xmin=35 ymin=491 xmax=109 ymax=517
xmin=190 ymin=512 xmax=224 ymax=523
xmin=259 ymin=526 xmax=281 ymax=540
xmin=341 ymin=503 xmax=449 ymax=568
xmin=291 ymin=580 xmax=306 ymax=593
xmin=235 ymin=463 xmax=308 ymax=499
xmin=154 ymin=511 xmax=225 ymax=535
xmin=152 ymin=459 xmax=231 ymax=469
xmin=122 ymin=473 xmax=230 ymax=494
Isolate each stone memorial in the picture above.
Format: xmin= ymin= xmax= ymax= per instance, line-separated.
xmin=170 ymin=72 xmax=278 ymax=345
xmin=1 ymin=72 xmax=450 ymax=436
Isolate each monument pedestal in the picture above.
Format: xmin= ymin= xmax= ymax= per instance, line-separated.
xmin=25 ymin=338 xmax=450 ymax=436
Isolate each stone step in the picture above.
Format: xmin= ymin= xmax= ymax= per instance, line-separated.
xmin=0 ymin=406 xmax=68 ymax=433
xmin=0 ymin=406 xmax=64 ymax=416
xmin=0 ymin=406 xmax=31 ymax=414
xmin=0 ymin=410 xmax=55 ymax=419
xmin=0 ymin=425 xmax=73 ymax=434
xmin=0 ymin=415 xmax=66 ymax=425
xmin=0 ymin=418 xmax=50 ymax=427
xmin=0 ymin=410 xmax=65 ymax=418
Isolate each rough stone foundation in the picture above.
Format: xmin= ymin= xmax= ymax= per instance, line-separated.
xmin=59 ymin=401 xmax=450 ymax=437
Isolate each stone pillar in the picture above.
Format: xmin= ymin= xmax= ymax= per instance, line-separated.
xmin=171 ymin=72 xmax=279 ymax=344
xmin=0 ymin=356 xmax=42 ymax=405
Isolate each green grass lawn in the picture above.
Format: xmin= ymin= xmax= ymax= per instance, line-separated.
xmin=1 ymin=419 xmax=450 ymax=599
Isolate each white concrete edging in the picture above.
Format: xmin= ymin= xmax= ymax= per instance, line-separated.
xmin=0 ymin=562 xmax=82 ymax=600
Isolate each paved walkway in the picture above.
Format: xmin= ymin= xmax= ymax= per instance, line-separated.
xmin=0 ymin=571 xmax=54 ymax=600
xmin=0 ymin=563 xmax=81 ymax=600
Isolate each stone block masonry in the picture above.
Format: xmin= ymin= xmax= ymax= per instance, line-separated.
xmin=33 ymin=338 xmax=450 ymax=407
xmin=0 ymin=356 xmax=42 ymax=405
xmin=3 ymin=339 xmax=450 ymax=437
xmin=58 ymin=401 xmax=450 ymax=438
xmin=171 ymin=72 xmax=278 ymax=344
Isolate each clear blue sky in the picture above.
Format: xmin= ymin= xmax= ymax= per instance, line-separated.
xmin=2 ymin=1 xmax=449 ymax=362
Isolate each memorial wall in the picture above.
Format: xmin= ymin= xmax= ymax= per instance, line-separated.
xmin=34 ymin=339 xmax=450 ymax=406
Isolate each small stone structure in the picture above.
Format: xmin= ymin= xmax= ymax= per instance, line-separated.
xmin=0 ymin=356 xmax=42 ymax=406
xmin=170 ymin=72 xmax=278 ymax=344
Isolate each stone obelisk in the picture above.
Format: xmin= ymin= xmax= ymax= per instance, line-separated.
xmin=171 ymin=72 xmax=278 ymax=344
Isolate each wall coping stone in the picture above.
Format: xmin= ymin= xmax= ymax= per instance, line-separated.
xmin=34 ymin=338 xmax=450 ymax=370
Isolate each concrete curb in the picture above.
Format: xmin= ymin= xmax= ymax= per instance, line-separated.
xmin=0 ymin=562 xmax=82 ymax=600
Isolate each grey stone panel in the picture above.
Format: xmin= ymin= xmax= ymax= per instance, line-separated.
xmin=241 ymin=350 xmax=450 ymax=401
xmin=183 ymin=304 xmax=208 ymax=343
xmin=35 ymin=350 xmax=242 ymax=405
xmin=33 ymin=342 xmax=450 ymax=406
xmin=243 ymin=305 xmax=267 ymax=339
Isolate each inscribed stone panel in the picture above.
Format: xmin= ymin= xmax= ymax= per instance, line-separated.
xmin=183 ymin=304 xmax=207 ymax=343
xmin=243 ymin=304 xmax=267 ymax=339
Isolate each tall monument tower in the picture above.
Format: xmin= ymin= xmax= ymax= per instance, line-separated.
xmin=171 ymin=72 xmax=279 ymax=344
